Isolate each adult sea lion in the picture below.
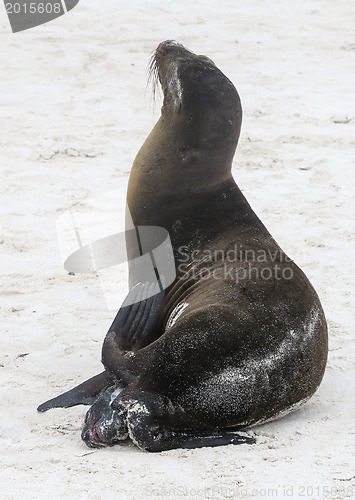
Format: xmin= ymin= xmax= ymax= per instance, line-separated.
xmin=38 ymin=40 xmax=328 ymax=452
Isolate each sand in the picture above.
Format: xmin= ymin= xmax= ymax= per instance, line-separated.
xmin=0 ymin=0 xmax=354 ymax=499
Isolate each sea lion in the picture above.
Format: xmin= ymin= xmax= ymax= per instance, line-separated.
xmin=38 ymin=40 xmax=328 ymax=452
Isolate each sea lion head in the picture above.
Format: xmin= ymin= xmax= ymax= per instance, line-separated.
xmin=149 ymin=40 xmax=242 ymax=173
xmin=81 ymin=386 xmax=128 ymax=448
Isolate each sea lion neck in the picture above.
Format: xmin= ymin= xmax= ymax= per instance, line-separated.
xmin=128 ymin=116 xmax=236 ymax=198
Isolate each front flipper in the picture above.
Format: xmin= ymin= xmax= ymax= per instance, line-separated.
xmin=107 ymin=280 xmax=165 ymax=351
xmin=102 ymin=280 xmax=165 ymax=378
xmin=37 ymin=370 xmax=113 ymax=412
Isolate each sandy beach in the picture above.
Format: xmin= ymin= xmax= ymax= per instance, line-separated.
xmin=0 ymin=1 xmax=354 ymax=498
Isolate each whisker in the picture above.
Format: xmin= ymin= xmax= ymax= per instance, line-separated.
xmin=146 ymin=51 xmax=161 ymax=103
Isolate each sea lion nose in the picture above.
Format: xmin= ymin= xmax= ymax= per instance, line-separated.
xmin=157 ymin=40 xmax=183 ymax=52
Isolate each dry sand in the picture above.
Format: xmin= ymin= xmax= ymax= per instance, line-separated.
xmin=0 ymin=1 xmax=354 ymax=499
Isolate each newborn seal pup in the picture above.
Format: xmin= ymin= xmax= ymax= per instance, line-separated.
xmin=38 ymin=40 xmax=328 ymax=452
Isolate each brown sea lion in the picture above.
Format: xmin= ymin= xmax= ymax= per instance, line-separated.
xmin=38 ymin=40 xmax=328 ymax=452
